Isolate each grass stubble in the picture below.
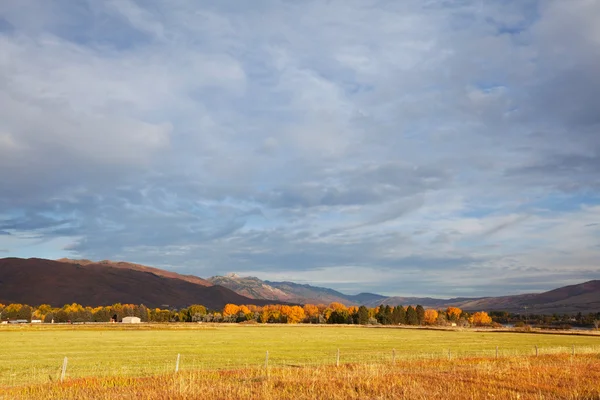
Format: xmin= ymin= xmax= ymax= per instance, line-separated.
xmin=1 ymin=324 xmax=599 ymax=399
xmin=3 ymin=354 xmax=600 ymax=400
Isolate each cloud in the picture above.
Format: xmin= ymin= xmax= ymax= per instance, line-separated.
xmin=0 ymin=0 xmax=599 ymax=297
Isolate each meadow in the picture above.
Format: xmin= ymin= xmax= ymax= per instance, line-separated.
xmin=1 ymin=324 xmax=599 ymax=399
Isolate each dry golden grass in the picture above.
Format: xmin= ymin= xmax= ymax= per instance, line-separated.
xmin=3 ymin=354 xmax=599 ymax=400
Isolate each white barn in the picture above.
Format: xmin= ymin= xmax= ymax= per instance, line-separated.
xmin=122 ymin=316 xmax=141 ymax=324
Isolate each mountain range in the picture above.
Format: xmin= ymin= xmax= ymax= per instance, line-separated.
xmin=208 ymin=273 xmax=600 ymax=313
xmin=0 ymin=257 xmax=598 ymax=313
xmin=0 ymin=258 xmax=265 ymax=309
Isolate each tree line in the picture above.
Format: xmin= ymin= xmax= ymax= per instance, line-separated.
xmin=0 ymin=302 xmax=495 ymax=326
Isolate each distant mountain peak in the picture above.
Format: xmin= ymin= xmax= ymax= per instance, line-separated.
xmin=226 ymin=272 xmax=240 ymax=279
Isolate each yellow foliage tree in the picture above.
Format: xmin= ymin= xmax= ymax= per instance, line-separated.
xmin=423 ymin=309 xmax=438 ymax=325
xmin=286 ymin=306 xmax=305 ymax=324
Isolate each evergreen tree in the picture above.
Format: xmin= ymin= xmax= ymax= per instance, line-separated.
xmin=357 ymin=306 xmax=370 ymax=325
xmin=328 ymin=310 xmax=350 ymax=324
xmin=383 ymin=305 xmax=393 ymax=325
xmin=392 ymin=305 xmax=406 ymax=324
xmin=406 ymin=306 xmax=418 ymax=325
xmin=415 ymin=305 xmax=425 ymax=325
xmin=375 ymin=304 xmax=386 ymax=324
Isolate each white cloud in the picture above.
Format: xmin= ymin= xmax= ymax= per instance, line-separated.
xmin=0 ymin=0 xmax=599 ymax=296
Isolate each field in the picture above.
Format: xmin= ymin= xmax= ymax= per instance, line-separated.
xmin=2 ymin=324 xmax=600 ymax=399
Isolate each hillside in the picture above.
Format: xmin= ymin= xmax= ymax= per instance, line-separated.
xmin=0 ymin=258 xmax=265 ymax=309
xmin=208 ymin=274 xmax=387 ymax=305
xmin=267 ymin=281 xmax=386 ymax=305
xmin=208 ymin=273 xmax=599 ymax=313
xmin=451 ymin=280 xmax=600 ymax=314
xmin=1 ymin=257 xmax=598 ymax=313
xmin=208 ymin=274 xmax=292 ymax=301
xmin=57 ymin=258 xmax=212 ymax=287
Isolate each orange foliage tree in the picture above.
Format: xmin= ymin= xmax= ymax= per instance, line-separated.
xmin=329 ymin=302 xmax=347 ymax=312
xmin=238 ymin=305 xmax=251 ymax=315
xmin=303 ymin=304 xmax=319 ymax=321
xmin=281 ymin=305 xmax=305 ymax=324
xmin=470 ymin=311 xmax=492 ymax=326
xmin=222 ymin=304 xmax=240 ymax=317
xmin=423 ymin=309 xmax=438 ymax=325
xmin=446 ymin=307 xmax=462 ymax=322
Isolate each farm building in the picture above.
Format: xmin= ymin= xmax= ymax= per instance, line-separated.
xmin=122 ymin=316 xmax=141 ymax=324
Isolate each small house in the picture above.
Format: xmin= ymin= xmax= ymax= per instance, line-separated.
xmin=122 ymin=316 xmax=141 ymax=324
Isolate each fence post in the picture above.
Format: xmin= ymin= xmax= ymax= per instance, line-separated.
xmin=336 ymin=348 xmax=340 ymax=367
xmin=447 ymin=349 xmax=451 ymax=360
xmin=60 ymin=357 xmax=68 ymax=382
xmin=175 ymin=353 xmax=180 ymax=372
xmin=392 ymin=348 xmax=396 ymax=365
xmin=572 ymin=345 xmax=575 ymax=356
xmin=535 ymin=345 xmax=538 ymax=357
xmin=265 ymin=351 xmax=269 ymax=370
xmin=496 ymin=346 xmax=498 ymax=359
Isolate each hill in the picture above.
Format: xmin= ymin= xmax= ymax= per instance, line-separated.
xmin=451 ymin=280 xmax=600 ymax=314
xmin=0 ymin=258 xmax=265 ymax=309
xmin=208 ymin=273 xmax=599 ymax=313
xmin=207 ymin=274 xmax=386 ymax=305
xmin=1 ymin=257 xmax=597 ymax=313
xmin=57 ymin=258 xmax=212 ymax=287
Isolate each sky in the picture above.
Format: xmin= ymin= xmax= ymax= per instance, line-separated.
xmin=0 ymin=0 xmax=599 ymax=298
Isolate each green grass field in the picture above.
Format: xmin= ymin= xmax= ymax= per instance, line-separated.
xmin=1 ymin=324 xmax=599 ymax=387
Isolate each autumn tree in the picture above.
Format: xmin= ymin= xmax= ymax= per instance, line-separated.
xmin=303 ymin=304 xmax=320 ymax=323
xmin=470 ymin=311 xmax=492 ymax=326
xmin=222 ymin=304 xmax=240 ymax=317
xmin=92 ymin=307 xmax=111 ymax=322
xmin=33 ymin=304 xmax=52 ymax=321
xmin=423 ymin=309 xmax=438 ymax=325
xmin=446 ymin=307 xmax=462 ymax=322
xmin=280 ymin=305 xmax=305 ymax=324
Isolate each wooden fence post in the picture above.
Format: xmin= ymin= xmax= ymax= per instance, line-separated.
xmin=535 ymin=345 xmax=538 ymax=357
xmin=572 ymin=345 xmax=575 ymax=356
xmin=336 ymin=349 xmax=340 ymax=367
xmin=265 ymin=351 xmax=269 ymax=370
xmin=60 ymin=357 xmax=68 ymax=382
xmin=392 ymin=348 xmax=396 ymax=365
xmin=175 ymin=353 xmax=180 ymax=372
xmin=496 ymin=346 xmax=499 ymax=359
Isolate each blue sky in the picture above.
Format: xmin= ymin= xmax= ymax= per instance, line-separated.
xmin=0 ymin=0 xmax=599 ymax=297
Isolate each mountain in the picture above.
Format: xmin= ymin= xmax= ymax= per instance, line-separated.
xmin=363 ymin=296 xmax=480 ymax=309
xmin=449 ymin=280 xmax=600 ymax=314
xmin=207 ymin=274 xmax=387 ymax=305
xmin=267 ymin=281 xmax=387 ymax=305
xmin=0 ymin=258 xmax=267 ymax=309
xmin=57 ymin=258 xmax=212 ymax=287
xmin=208 ymin=274 xmax=292 ymax=301
xmin=1 ymin=257 xmax=597 ymax=314
xmin=208 ymin=273 xmax=600 ymax=313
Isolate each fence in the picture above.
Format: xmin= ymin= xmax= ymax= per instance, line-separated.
xmin=2 ymin=344 xmax=599 ymax=388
